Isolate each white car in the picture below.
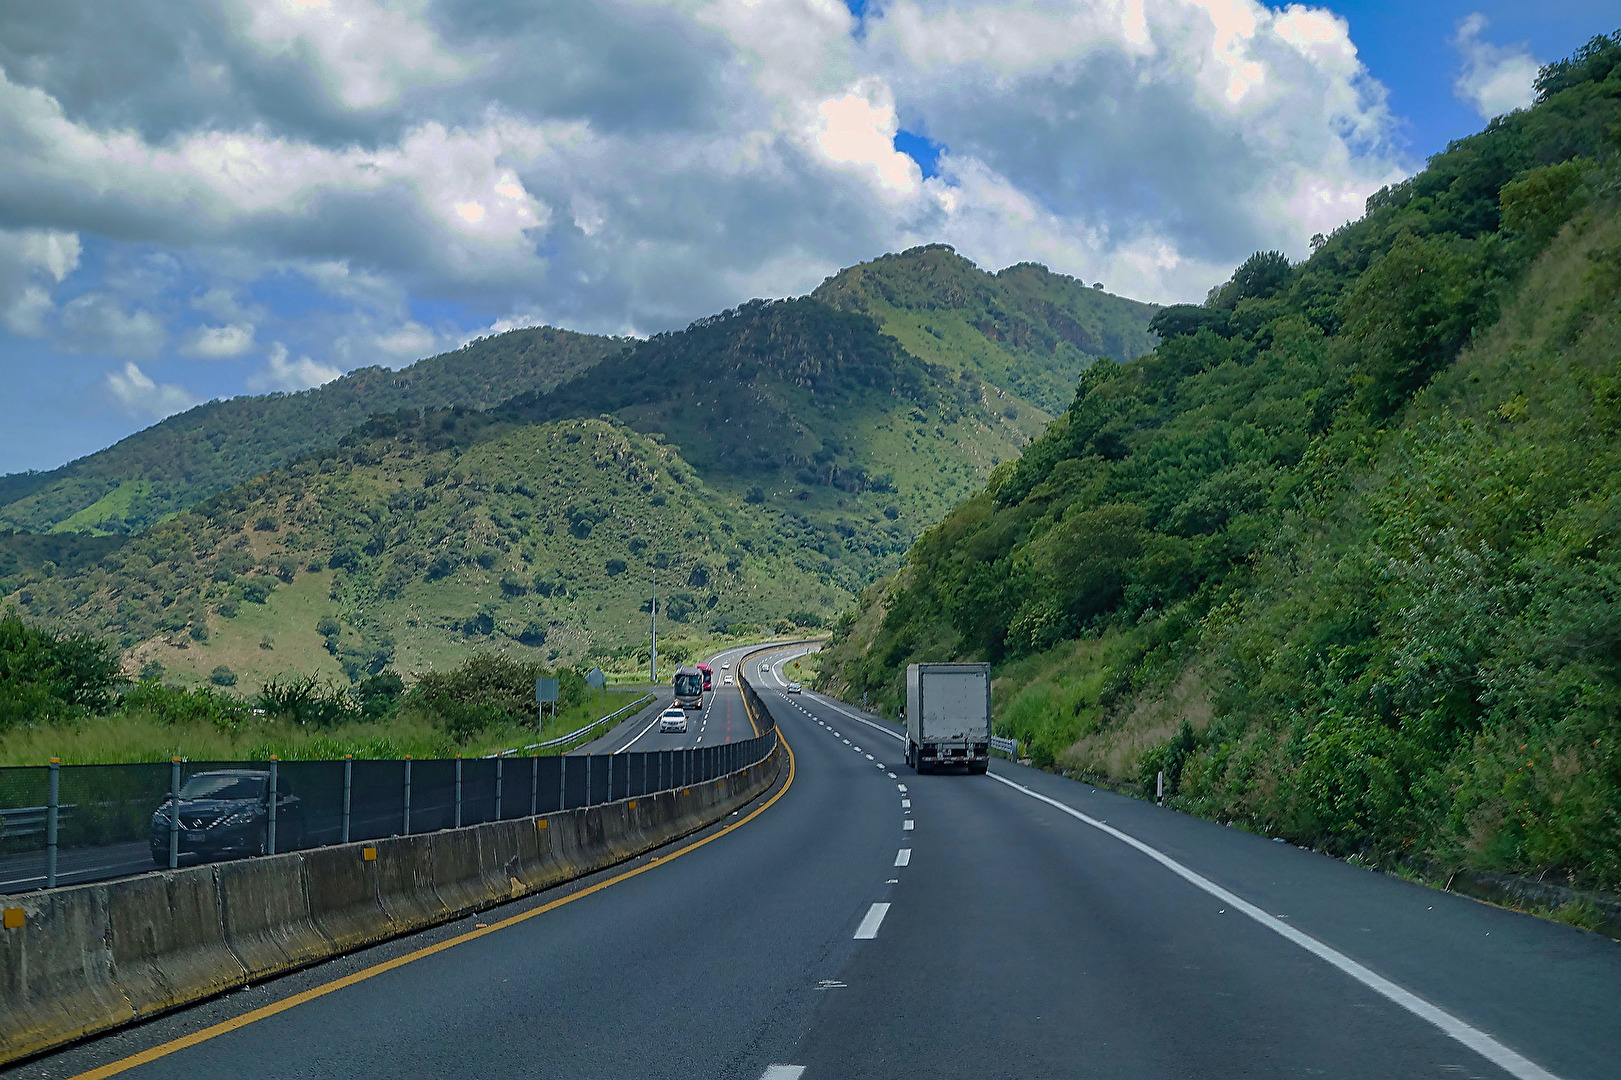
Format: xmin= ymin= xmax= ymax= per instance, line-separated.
xmin=786 ymin=682 xmax=802 ymax=694
xmin=721 ymin=663 xmax=730 ymax=670
xmin=658 ymin=708 xmax=688 ymax=733
xmin=724 ymin=676 xmax=734 ymax=685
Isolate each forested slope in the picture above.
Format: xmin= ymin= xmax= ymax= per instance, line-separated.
xmin=820 ymin=33 xmax=1621 ymax=890
xmin=812 ymin=245 xmax=1160 ymax=414
xmin=0 ymin=326 xmax=619 ymax=534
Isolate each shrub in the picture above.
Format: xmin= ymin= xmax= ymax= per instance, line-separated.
xmin=120 ymin=681 xmax=250 ymax=729
xmin=0 ymin=610 xmax=122 ymax=728
xmin=209 ymin=665 xmax=238 ymax=687
xmin=257 ymin=675 xmax=359 ymax=727
xmin=410 ymin=653 xmax=585 ymax=740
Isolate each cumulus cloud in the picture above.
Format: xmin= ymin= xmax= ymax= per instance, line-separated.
xmin=0 ymin=227 xmax=80 ymax=336
xmin=57 ymin=293 xmax=165 ymax=356
xmin=104 ymin=361 xmax=197 ymax=418
xmin=180 ymin=322 xmax=255 ymax=359
xmin=247 ymin=343 xmax=342 ymax=392
xmin=1452 ymin=14 xmax=1539 ymax=119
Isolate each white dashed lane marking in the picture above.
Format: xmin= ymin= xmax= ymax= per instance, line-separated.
xmin=854 ymin=902 xmax=891 ymax=940
xmin=760 ymin=1067 xmax=806 ymax=1080
xmin=895 ymin=848 xmax=911 ymax=867
xmin=903 ymin=819 xmax=914 ymax=831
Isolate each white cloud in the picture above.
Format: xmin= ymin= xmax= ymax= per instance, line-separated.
xmin=1452 ymin=14 xmax=1539 ymax=119
xmin=57 ymin=292 xmax=165 ymax=356
xmin=0 ymin=228 xmax=80 ymax=336
xmin=104 ymin=361 xmax=197 ymax=418
xmin=247 ymin=343 xmax=342 ymax=392
xmin=813 ymin=81 xmax=922 ymax=195
xmin=372 ymin=321 xmax=436 ymax=359
xmin=225 ymin=0 xmax=478 ymax=111
xmin=180 ymin=322 xmax=255 ymax=358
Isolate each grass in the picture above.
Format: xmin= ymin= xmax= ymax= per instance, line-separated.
xmin=780 ymin=652 xmax=820 ymax=684
xmin=128 ymin=570 xmax=348 ymax=692
xmin=0 ymin=689 xmax=648 ymax=765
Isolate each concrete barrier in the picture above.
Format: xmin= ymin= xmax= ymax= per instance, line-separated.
xmin=215 ymin=855 xmax=335 ymax=979
xmin=110 ymin=868 xmax=245 ymax=1017
xmin=0 ymin=736 xmax=781 ymax=1066
xmin=0 ymin=883 xmax=130 ymax=1062
xmin=373 ymin=832 xmax=450 ymax=934
xmin=302 ymin=844 xmax=395 ymax=953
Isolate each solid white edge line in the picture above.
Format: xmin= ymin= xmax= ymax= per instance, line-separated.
xmin=985 ymin=772 xmax=1563 ymax=1080
xmin=895 ymin=848 xmax=911 ymax=867
xmin=760 ymin=1066 xmax=806 ymax=1080
xmin=854 ymin=902 xmax=891 ymax=939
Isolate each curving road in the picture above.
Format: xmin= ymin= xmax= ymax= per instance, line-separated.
xmin=9 ymin=644 xmax=1619 ymax=1080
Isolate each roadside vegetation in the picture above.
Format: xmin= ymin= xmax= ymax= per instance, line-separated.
xmin=0 ymin=610 xmax=640 ymax=763
xmin=820 ymin=33 xmax=1621 ymax=892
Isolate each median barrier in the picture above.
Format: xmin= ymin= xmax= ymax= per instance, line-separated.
xmin=110 ymin=868 xmax=244 ymax=1017
xmin=216 ymin=855 xmax=335 ymax=979
xmin=0 ymin=882 xmax=130 ymax=1061
xmin=302 ymin=844 xmax=395 ymax=953
xmin=0 ymin=731 xmax=781 ymax=1066
xmin=426 ymin=828 xmax=503 ymax=916
xmin=372 ymin=832 xmax=450 ymax=934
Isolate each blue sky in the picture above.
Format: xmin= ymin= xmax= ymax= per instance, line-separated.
xmin=0 ymin=0 xmax=1615 ymax=476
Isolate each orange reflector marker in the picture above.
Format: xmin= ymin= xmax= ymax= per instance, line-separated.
xmin=628 ymin=800 xmax=637 ymax=809
xmin=2 ymin=908 xmax=23 ymax=929
xmin=362 ymin=847 xmax=377 ymax=861
xmin=536 ymin=820 xmax=548 ymax=830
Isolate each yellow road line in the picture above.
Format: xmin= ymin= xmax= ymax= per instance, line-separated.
xmin=68 ymin=731 xmax=798 ymax=1080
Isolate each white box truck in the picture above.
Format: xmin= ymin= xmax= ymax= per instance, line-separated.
xmin=905 ymin=663 xmax=992 ymax=774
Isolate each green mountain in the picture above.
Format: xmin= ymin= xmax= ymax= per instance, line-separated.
xmin=819 ymin=31 xmax=1621 ymax=892
xmin=0 ymin=251 xmax=1161 ymax=689
xmin=812 ymin=245 xmax=1160 ymax=414
xmin=0 ymin=326 xmax=620 ymax=535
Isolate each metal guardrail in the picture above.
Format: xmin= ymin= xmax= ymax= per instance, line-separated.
xmin=489 ymin=694 xmax=657 ymax=756
xmin=989 ymin=735 xmax=1019 ymax=758
xmin=0 ymin=806 xmax=73 ymax=839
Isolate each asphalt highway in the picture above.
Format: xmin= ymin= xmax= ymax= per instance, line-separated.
xmin=572 ymin=641 xmax=764 ymax=756
xmin=10 ymin=644 xmax=1619 ymax=1080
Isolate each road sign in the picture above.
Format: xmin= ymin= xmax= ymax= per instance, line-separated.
xmin=535 ymin=677 xmax=560 ymax=703
xmin=585 ymin=667 xmax=606 ymax=690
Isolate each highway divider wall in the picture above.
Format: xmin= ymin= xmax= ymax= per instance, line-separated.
xmin=0 ymin=729 xmax=781 ymax=1065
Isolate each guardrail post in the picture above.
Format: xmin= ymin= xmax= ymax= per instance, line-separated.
xmin=403 ymin=756 xmax=412 ymax=836
xmin=342 ymin=755 xmax=353 ymax=843
xmin=530 ymin=755 xmax=538 ymax=816
xmin=169 ymin=757 xmax=180 ymax=871
xmin=455 ymin=756 xmax=463 ymax=828
xmin=266 ymin=756 xmax=278 ymax=856
xmin=46 ymin=758 xmax=60 ymax=888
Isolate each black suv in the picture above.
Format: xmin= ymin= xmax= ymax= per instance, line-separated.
xmin=150 ymin=769 xmax=303 ymax=865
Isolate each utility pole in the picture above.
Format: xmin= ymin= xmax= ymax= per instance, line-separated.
xmin=649 ymin=578 xmax=658 ymax=684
